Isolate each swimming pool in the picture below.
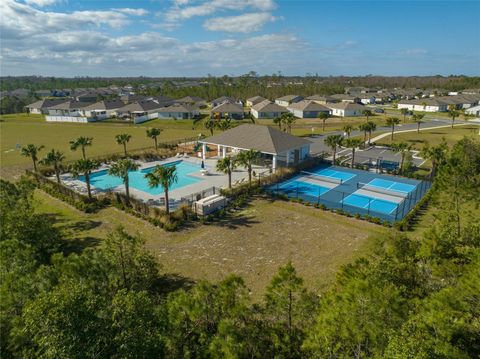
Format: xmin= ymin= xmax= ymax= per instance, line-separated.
xmin=81 ymin=160 xmax=203 ymax=195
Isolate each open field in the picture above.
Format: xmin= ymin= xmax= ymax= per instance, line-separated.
xmin=376 ymin=125 xmax=480 ymax=149
xmin=0 ymin=113 xmax=206 ymax=179
xmin=33 ymin=191 xmax=384 ymax=298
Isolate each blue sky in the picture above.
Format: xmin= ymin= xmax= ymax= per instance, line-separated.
xmin=1 ymin=0 xmax=479 ymax=77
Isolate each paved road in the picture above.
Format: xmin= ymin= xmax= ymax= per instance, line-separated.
xmin=307 ymin=118 xmax=477 ymax=166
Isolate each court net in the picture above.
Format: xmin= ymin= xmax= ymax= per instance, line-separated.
xmin=357 ymin=182 xmax=409 ymax=199
xmin=301 ymin=171 xmax=343 ymax=185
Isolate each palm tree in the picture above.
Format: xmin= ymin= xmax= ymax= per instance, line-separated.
xmin=366 ymin=121 xmax=377 ymax=145
xmin=70 ymin=158 xmax=100 ymax=199
xmin=421 ymin=101 xmax=427 ymax=110
xmin=343 ymin=138 xmax=363 ymax=168
xmin=273 ymin=116 xmax=282 ymax=131
xmin=237 ymin=149 xmax=260 ymax=185
xmin=115 ymin=133 xmax=132 ymax=156
xmin=21 ymin=144 xmax=44 ymax=172
xmin=318 ymin=112 xmax=329 ymax=132
xmin=281 ymin=112 xmax=296 ymax=133
xmin=362 ymin=109 xmax=373 ymax=121
xmin=449 ymin=108 xmax=460 ymax=128
xmin=216 ymin=156 xmax=237 ymax=189
xmin=217 ymin=119 xmax=233 ymax=131
xmin=146 ymin=128 xmax=162 ymax=150
xmin=108 ymin=159 xmax=139 ymax=204
xmin=324 ymin=134 xmax=343 ymax=164
xmin=69 ymin=137 xmax=93 ymax=159
xmin=145 ymin=165 xmax=178 ymax=214
xmin=342 ymin=124 xmax=354 ymax=138
xmin=204 ymin=118 xmax=216 ymax=136
xmin=358 ymin=123 xmax=370 ymax=147
xmin=40 ymin=149 xmax=65 ymax=184
xmin=421 ymin=141 xmax=448 ymax=179
xmin=400 ymin=108 xmax=409 ymax=123
xmin=386 ymin=117 xmax=400 ymax=141
xmin=391 ymin=142 xmax=411 ymax=173
xmin=412 ymin=113 xmax=425 ymax=133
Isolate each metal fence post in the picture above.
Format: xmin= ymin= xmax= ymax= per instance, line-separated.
xmin=367 ymin=198 xmax=371 ymax=215
xmin=341 ymin=192 xmax=345 ymax=209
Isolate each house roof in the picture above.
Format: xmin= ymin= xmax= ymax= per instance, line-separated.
xmin=275 ymin=94 xmax=302 ymax=102
xmin=247 ymin=95 xmax=267 ymax=104
xmin=305 ymin=94 xmax=336 ymax=102
xmin=330 ymin=94 xmax=359 ymax=100
xmin=211 ymin=96 xmax=238 ymax=104
xmin=175 ymin=96 xmax=205 ymax=104
xmin=117 ymin=100 xmax=163 ymax=113
xmin=157 ymin=103 xmax=198 ymax=113
xmin=287 ymin=100 xmax=330 ymax=112
xmin=211 ymin=102 xmax=244 ymax=113
xmin=83 ymin=100 xmax=125 ymax=111
xmin=26 ymin=99 xmax=67 ymax=109
xmin=48 ymin=100 xmax=94 ymax=110
xmin=252 ymin=100 xmax=287 ymax=113
xmin=326 ymin=102 xmax=365 ymax=111
xmin=199 ymin=124 xmax=311 ymax=155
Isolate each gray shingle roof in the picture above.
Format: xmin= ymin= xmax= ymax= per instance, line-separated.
xmin=200 ymin=124 xmax=311 ymax=155
xmin=83 ymin=100 xmax=125 ymax=110
xmin=287 ymin=100 xmax=330 ymax=112
xmin=26 ymin=99 xmax=67 ymax=109
xmin=252 ymin=100 xmax=287 ymax=113
xmin=276 ymin=94 xmax=302 ymax=102
xmin=48 ymin=100 xmax=94 ymax=110
xmin=326 ymin=102 xmax=365 ymax=111
xmin=211 ymin=102 xmax=244 ymax=113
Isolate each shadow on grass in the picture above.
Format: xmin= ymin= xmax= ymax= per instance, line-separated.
xmin=153 ymin=273 xmax=196 ymax=295
xmin=62 ymin=236 xmax=102 ymax=255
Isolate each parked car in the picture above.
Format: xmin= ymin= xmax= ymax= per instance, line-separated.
xmin=374 ymin=108 xmax=384 ymax=113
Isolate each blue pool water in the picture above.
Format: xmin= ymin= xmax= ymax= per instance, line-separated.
xmin=81 ymin=160 xmax=203 ymax=195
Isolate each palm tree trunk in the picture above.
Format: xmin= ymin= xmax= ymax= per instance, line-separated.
xmin=32 ymin=158 xmax=37 ymax=172
xmin=228 ymin=171 xmax=232 ymax=189
xmin=85 ymin=173 xmax=92 ymax=199
xmin=417 ymin=122 xmax=420 ymax=133
xmin=451 ymin=118 xmax=455 ymax=128
xmin=125 ymin=176 xmax=130 ymax=204
xmin=55 ymin=164 xmax=60 ymax=184
xmin=333 ymin=147 xmax=337 ymax=165
xmin=391 ymin=125 xmax=394 ymax=140
xmin=322 ymin=119 xmax=325 ymax=132
xmin=248 ymin=166 xmax=252 ymax=185
xmin=123 ymin=143 xmax=127 ymax=156
xmin=164 ymin=188 xmax=170 ymax=214
xmin=351 ymin=149 xmax=355 ymax=168
xmin=400 ymin=153 xmax=405 ymax=173
xmin=154 ymin=137 xmax=158 ymax=150
xmin=81 ymin=146 xmax=86 ymax=159
xmin=368 ymin=131 xmax=372 ymax=145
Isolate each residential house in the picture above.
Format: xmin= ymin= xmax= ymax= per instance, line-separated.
xmin=25 ymin=99 xmax=67 ymax=114
xmin=116 ymin=100 xmax=164 ymax=123
xmin=397 ymin=98 xmax=449 ymax=112
xmin=465 ymin=104 xmax=480 ymax=116
xmin=275 ymin=95 xmax=304 ymax=107
xmin=175 ymin=96 xmax=207 ymax=108
xmin=246 ymin=95 xmax=267 ymax=107
xmin=330 ymin=94 xmax=360 ymax=103
xmin=82 ymin=100 xmax=125 ymax=120
xmin=251 ymin=100 xmax=288 ymax=119
xmin=210 ymin=96 xmax=243 ymax=108
xmin=326 ymin=102 xmax=365 ymax=117
xmin=45 ymin=101 xmax=94 ymax=122
xmin=157 ymin=103 xmax=200 ymax=120
xmin=305 ymin=94 xmax=337 ymax=104
xmin=287 ymin=100 xmax=331 ymax=118
xmin=211 ymin=102 xmax=244 ymax=120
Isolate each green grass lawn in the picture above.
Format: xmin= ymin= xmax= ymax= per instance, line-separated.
xmin=0 ymin=113 xmax=211 ymax=179
xmin=33 ymin=191 xmax=384 ymax=298
xmin=376 ymin=125 xmax=480 ymax=149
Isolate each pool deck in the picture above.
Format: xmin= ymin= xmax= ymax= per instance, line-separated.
xmin=59 ymin=156 xmax=269 ymax=205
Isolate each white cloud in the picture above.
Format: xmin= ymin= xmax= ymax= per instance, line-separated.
xmin=203 ymin=12 xmax=277 ymax=33
xmin=165 ymin=0 xmax=277 ymax=21
xmin=24 ymin=0 xmax=59 ymax=7
xmin=113 ymin=8 xmax=149 ymax=16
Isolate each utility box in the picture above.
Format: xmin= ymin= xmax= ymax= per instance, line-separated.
xmin=193 ymin=194 xmax=227 ymax=216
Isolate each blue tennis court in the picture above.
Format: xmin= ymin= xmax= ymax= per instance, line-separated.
xmin=276 ymin=176 xmax=331 ymax=197
xmin=342 ymin=194 xmax=398 ymax=214
xmin=267 ymin=164 xmax=430 ymax=223
xmin=313 ymin=168 xmax=356 ymax=183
